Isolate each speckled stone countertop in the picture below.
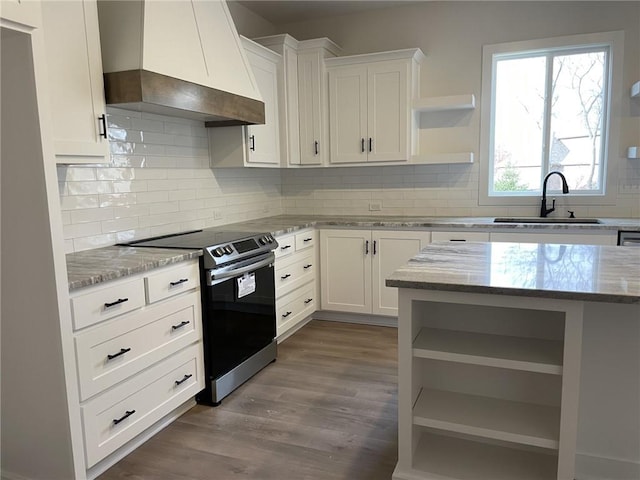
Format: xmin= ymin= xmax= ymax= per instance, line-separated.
xmin=67 ymin=246 xmax=201 ymax=291
xmin=386 ymin=242 xmax=640 ymax=304
xmin=66 ymin=214 xmax=639 ymax=291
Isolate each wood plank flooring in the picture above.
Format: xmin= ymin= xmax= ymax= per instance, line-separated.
xmin=98 ymin=320 xmax=398 ymax=480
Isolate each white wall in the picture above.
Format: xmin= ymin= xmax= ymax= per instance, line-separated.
xmin=270 ymin=1 xmax=639 ymax=218
xmin=58 ymin=107 xmax=283 ymax=253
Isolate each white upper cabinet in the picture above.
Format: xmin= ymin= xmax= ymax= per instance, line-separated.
xmin=41 ymin=0 xmax=109 ymax=164
xmin=254 ymin=34 xmax=301 ymax=167
xmin=326 ymin=49 xmax=424 ymax=165
xmin=297 ymin=38 xmax=342 ymax=166
xmin=209 ymin=37 xmax=281 ymax=167
xmin=0 ymin=0 xmax=42 ymax=28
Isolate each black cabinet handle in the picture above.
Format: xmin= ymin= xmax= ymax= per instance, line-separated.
xmin=304 ymin=298 xmax=313 ymax=304
xmin=314 ymin=141 xmax=319 ymax=155
xmin=169 ymin=278 xmax=188 ymax=287
xmin=104 ymin=298 xmax=128 ymax=309
xmin=281 ymin=245 xmax=291 ymax=250
xmin=303 ymin=238 xmax=313 ymax=242
xmin=365 ymin=240 xmax=369 ymax=255
xmin=303 ymin=264 xmax=312 ymax=269
xmin=282 ymin=311 xmax=292 ymax=318
xmin=175 ymin=374 xmax=193 ymax=386
xmin=171 ymin=320 xmax=190 ymax=330
xmin=373 ymin=240 xmax=377 ymax=255
xmin=107 ymin=347 xmax=131 ymax=360
xmin=98 ymin=114 xmax=108 ymax=139
xmin=450 ymin=239 xmax=467 ymax=242
xmin=361 ymin=138 xmax=365 ymax=153
xmin=281 ymin=274 xmax=291 ymax=280
xmin=369 ymin=138 xmax=372 ymax=152
xmin=250 ymin=134 xmax=255 ymax=151
xmin=113 ymin=410 xmax=136 ymax=425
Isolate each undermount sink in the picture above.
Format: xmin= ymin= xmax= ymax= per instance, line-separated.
xmin=494 ymin=217 xmax=601 ymax=224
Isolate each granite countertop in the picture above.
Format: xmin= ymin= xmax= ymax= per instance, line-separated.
xmin=66 ymin=214 xmax=639 ymax=291
xmin=386 ymin=241 xmax=640 ymax=304
xmin=67 ymin=246 xmax=201 ymax=291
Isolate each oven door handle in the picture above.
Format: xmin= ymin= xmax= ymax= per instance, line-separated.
xmin=206 ymin=253 xmax=274 ymax=285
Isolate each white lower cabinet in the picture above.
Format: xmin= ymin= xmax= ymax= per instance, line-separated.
xmin=395 ymin=289 xmax=583 ymax=480
xmin=320 ymin=229 xmax=430 ymax=316
xmin=431 ymin=230 xmax=490 ymax=243
xmin=70 ymin=260 xmax=204 ymax=469
xmin=275 ymin=228 xmax=318 ymax=338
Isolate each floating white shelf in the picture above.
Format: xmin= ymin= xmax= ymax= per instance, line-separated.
xmin=413 ymin=94 xmax=476 ymax=112
xmin=413 ymin=388 xmax=561 ymax=449
xmin=411 ymin=431 xmax=559 ymax=480
xmin=631 ymin=81 xmax=640 ymax=98
xmin=412 ymin=327 xmax=564 ymax=375
xmin=411 ymin=152 xmax=474 ymax=165
xmin=628 ymin=146 xmax=640 ymax=159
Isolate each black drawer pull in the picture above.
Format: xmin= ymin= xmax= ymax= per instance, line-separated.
xmin=281 ymin=274 xmax=291 ymax=280
xmin=303 ymin=264 xmax=312 ymax=269
xmin=170 ymin=278 xmax=189 ymax=287
xmin=303 ymin=238 xmax=313 ymax=242
xmin=304 ymin=298 xmax=313 ymax=304
xmin=361 ymin=138 xmax=365 ymax=153
xmin=314 ymin=141 xmax=319 ymax=155
xmin=249 ymin=134 xmax=256 ymax=151
xmin=171 ymin=320 xmax=190 ymax=330
xmin=107 ymin=347 xmax=131 ymax=360
xmin=282 ymin=311 xmax=292 ymax=318
xmin=104 ymin=298 xmax=128 ymax=308
xmin=113 ymin=410 xmax=136 ymax=425
xmin=175 ymin=374 xmax=193 ymax=386
xmin=98 ymin=114 xmax=108 ymax=139
xmin=281 ymin=245 xmax=292 ymax=250
xmin=450 ymin=239 xmax=467 ymax=242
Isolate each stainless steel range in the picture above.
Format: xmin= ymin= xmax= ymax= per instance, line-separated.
xmin=126 ymin=229 xmax=278 ymax=405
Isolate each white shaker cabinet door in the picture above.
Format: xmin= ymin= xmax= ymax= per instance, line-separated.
xmin=320 ymin=229 xmax=372 ymax=314
xmin=41 ymin=0 xmax=109 ymax=164
xmin=371 ymin=230 xmax=430 ymax=316
xmin=297 ymin=50 xmax=325 ymax=165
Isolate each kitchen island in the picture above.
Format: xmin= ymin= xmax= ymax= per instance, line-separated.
xmin=387 ymin=242 xmax=639 ymax=480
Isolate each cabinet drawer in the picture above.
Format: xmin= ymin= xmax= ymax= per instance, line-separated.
xmin=82 ymin=343 xmax=203 ymax=467
xmin=431 ymin=231 xmax=490 ymax=242
xmin=274 ymin=234 xmax=295 ymax=259
xmin=71 ymin=278 xmax=146 ymax=330
xmin=277 ymin=284 xmax=316 ymax=336
xmin=75 ymin=292 xmax=202 ymax=400
xmin=145 ymin=261 xmax=199 ymax=304
xmin=295 ymin=230 xmax=316 ymax=251
xmin=275 ymin=253 xmax=315 ymax=298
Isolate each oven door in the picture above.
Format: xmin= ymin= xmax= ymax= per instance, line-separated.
xmin=202 ymin=254 xmax=276 ymax=380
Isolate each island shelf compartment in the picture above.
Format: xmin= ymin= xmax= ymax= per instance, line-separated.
xmin=395 ymin=290 xmax=583 ymax=480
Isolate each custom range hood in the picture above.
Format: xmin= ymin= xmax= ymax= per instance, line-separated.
xmin=97 ymin=0 xmax=264 ymax=126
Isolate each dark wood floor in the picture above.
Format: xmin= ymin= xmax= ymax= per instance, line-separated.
xmin=99 ymin=320 xmax=399 ymax=480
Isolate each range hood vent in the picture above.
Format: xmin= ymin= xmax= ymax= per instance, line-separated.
xmin=97 ymin=0 xmax=264 ymax=126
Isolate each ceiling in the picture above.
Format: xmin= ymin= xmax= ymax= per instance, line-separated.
xmin=233 ymin=0 xmax=415 ymax=25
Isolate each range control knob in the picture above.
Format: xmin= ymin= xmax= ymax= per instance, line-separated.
xmin=224 ymin=245 xmax=233 ymax=254
xmin=212 ymin=247 xmax=224 ymax=257
xmin=259 ymin=236 xmax=267 ymax=245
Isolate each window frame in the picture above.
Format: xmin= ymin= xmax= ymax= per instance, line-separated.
xmin=479 ymin=31 xmax=624 ymax=207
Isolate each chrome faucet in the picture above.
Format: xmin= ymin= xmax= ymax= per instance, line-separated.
xmin=540 ymin=171 xmax=569 ymax=217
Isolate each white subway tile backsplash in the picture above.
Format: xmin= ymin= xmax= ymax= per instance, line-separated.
xmin=99 ymin=193 xmax=138 ymax=207
xmin=70 ymin=207 xmax=114 ymax=224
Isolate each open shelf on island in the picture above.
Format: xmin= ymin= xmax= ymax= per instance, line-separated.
xmin=413 ymin=94 xmax=476 ymax=112
xmin=411 ymin=152 xmax=474 ymax=164
xmin=411 ymin=430 xmax=558 ymax=480
xmin=412 ymin=327 xmax=564 ymax=375
xmin=413 ymin=388 xmax=560 ymax=449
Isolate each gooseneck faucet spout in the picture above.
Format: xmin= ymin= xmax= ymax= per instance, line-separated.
xmin=540 ymin=171 xmax=569 ymax=218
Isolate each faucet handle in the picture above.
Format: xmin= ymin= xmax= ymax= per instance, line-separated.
xmin=568 ymin=210 xmax=575 ymax=218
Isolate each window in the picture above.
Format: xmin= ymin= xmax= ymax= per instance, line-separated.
xmin=479 ymin=32 xmax=623 ymax=206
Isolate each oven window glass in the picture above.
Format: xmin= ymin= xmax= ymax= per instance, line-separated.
xmin=233 ymin=238 xmax=259 ymax=254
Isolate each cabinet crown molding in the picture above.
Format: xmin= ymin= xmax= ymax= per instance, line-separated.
xmin=325 ymin=48 xmax=426 ymax=67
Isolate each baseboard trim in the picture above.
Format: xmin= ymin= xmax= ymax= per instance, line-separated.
xmin=576 ymin=452 xmax=640 ymax=480
xmin=312 ymin=310 xmax=397 ymax=328
xmin=277 ymin=314 xmax=314 ymax=343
